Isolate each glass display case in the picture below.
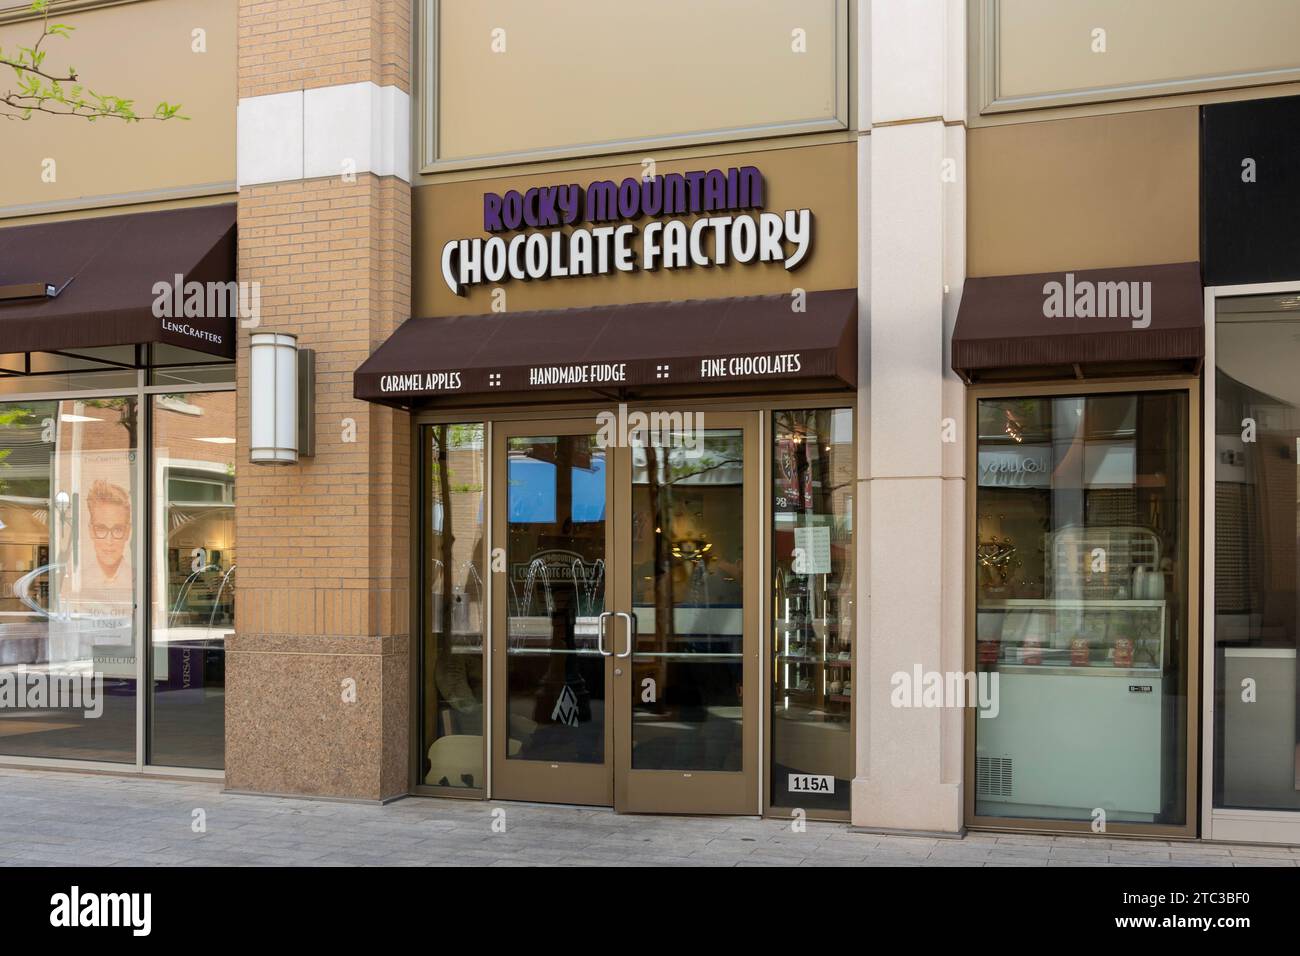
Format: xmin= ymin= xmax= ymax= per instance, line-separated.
xmin=977 ymin=525 xmax=1170 ymax=674
xmin=977 ymin=599 xmax=1166 ymax=674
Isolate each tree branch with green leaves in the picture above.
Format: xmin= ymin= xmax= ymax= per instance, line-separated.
xmin=1 ymin=0 xmax=185 ymax=121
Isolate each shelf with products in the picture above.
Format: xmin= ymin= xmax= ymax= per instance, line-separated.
xmin=976 ymin=598 xmax=1167 ymax=672
xmin=975 ymin=524 xmax=1174 ymax=673
xmin=773 ymin=569 xmax=854 ymax=715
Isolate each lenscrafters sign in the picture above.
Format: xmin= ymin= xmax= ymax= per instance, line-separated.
xmin=440 ymin=165 xmax=813 ymax=295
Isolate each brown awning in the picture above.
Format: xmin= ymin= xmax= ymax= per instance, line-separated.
xmin=355 ymin=289 xmax=857 ymax=407
xmin=0 ymin=204 xmax=237 ymax=361
xmin=951 ymin=262 xmax=1204 ymax=382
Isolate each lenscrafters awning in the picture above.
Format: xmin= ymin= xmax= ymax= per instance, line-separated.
xmin=0 ymin=204 xmax=237 ymax=368
xmin=951 ymin=262 xmax=1204 ymax=383
xmin=355 ymin=289 xmax=857 ymax=408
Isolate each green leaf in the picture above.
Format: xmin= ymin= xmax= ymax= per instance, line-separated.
xmin=3 ymin=7 xmax=183 ymax=124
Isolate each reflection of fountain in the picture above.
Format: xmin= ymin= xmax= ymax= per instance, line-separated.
xmin=530 ymin=557 xmax=555 ymax=615
xmin=430 ymin=558 xmax=485 ymax=643
xmin=509 ymin=557 xmax=555 ymax=643
xmin=164 ymin=562 xmax=235 ymax=635
xmin=572 ymin=557 xmax=604 ymax=618
xmin=460 ymin=559 xmax=483 ymax=637
xmin=169 ymin=563 xmax=220 ymax=627
xmin=208 ymin=564 xmax=236 ymax=633
xmin=13 ymin=562 xmax=64 ymax=619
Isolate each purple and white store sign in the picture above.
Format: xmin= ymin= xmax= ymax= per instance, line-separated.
xmin=440 ymin=165 xmax=814 ymax=295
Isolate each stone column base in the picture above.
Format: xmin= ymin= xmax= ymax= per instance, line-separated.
xmin=852 ymin=776 xmax=963 ymax=834
xmin=225 ymin=633 xmax=408 ymax=801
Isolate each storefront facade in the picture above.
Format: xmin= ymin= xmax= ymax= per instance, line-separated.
xmin=356 ymin=125 xmax=862 ymax=816
xmin=0 ymin=204 xmax=238 ymax=774
xmin=955 ymin=1 xmax=1300 ymax=844
xmin=1 ymin=0 xmax=239 ymax=776
xmin=1200 ymin=94 xmax=1300 ymax=845
xmin=3 ymin=0 xmax=1300 ymax=846
xmin=227 ymin=0 xmax=877 ymax=819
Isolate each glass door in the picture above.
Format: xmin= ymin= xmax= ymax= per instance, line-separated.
xmin=488 ymin=410 xmax=759 ymax=813
xmin=490 ymin=419 xmax=613 ymax=806
xmin=613 ymin=410 xmax=759 ymax=814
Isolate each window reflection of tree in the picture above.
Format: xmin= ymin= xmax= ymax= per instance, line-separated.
xmin=641 ymin=439 xmax=743 ymax=648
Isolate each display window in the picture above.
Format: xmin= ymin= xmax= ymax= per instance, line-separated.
xmin=1212 ymin=292 xmax=1300 ymax=816
xmin=0 ymin=397 xmax=139 ymax=763
xmin=770 ymin=408 xmax=855 ymax=816
xmin=968 ymin=383 xmax=1196 ymax=834
xmin=419 ymin=423 xmax=487 ymax=791
xmin=149 ymin=392 xmax=236 ymax=770
xmin=0 ymin=373 xmax=233 ymax=770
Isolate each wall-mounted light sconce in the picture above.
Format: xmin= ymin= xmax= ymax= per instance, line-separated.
xmin=250 ymin=332 xmax=315 ymax=464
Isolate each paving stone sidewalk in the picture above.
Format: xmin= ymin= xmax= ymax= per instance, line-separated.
xmin=0 ymin=768 xmax=1295 ymax=867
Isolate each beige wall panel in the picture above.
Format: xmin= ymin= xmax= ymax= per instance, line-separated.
xmin=434 ymin=0 xmax=841 ymax=163
xmin=967 ymin=108 xmax=1198 ymax=277
xmin=413 ymin=142 xmax=856 ymax=317
xmin=0 ymin=0 xmax=235 ymax=214
xmin=987 ymin=0 xmax=1300 ymax=111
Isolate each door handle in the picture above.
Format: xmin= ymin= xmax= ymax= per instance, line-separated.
xmin=615 ymin=611 xmax=635 ymax=659
xmin=597 ymin=611 xmax=614 ymax=657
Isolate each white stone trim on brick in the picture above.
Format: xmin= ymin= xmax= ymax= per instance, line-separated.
xmin=237 ymin=82 xmax=411 ymax=187
xmin=237 ymin=90 xmax=304 ymax=186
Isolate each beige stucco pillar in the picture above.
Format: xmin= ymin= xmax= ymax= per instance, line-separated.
xmin=853 ymin=0 xmax=967 ymax=833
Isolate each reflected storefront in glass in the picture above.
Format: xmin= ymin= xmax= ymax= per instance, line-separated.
xmin=150 ymin=392 xmax=235 ymax=770
xmin=770 ymin=408 xmax=855 ymax=816
xmin=421 ymin=424 xmax=487 ymax=789
xmin=1213 ymin=294 xmax=1300 ymax=817
xmin=503 ymin=433 xmax=606 ymax=768
xmin=971 ymin=389 xmax=1193 ymax=832
xmin=0 ymin=397 xmax=139 ymax=763
xmin=0 ymin=367 xmax=233 ymax=770
xmin=629 ymin=426 xmax=745 ymax=774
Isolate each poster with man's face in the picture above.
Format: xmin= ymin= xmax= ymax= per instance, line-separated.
xmin=49 ymin=449 xmax=135 ymax=667
xmin=69 ymin=454 xmax=133 ymax=602
xmin=84 ymin=480 xmax=131 ymax=590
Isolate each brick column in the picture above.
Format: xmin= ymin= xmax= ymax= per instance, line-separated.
xmin=226 ymin=0 xmax=412 ymax=800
